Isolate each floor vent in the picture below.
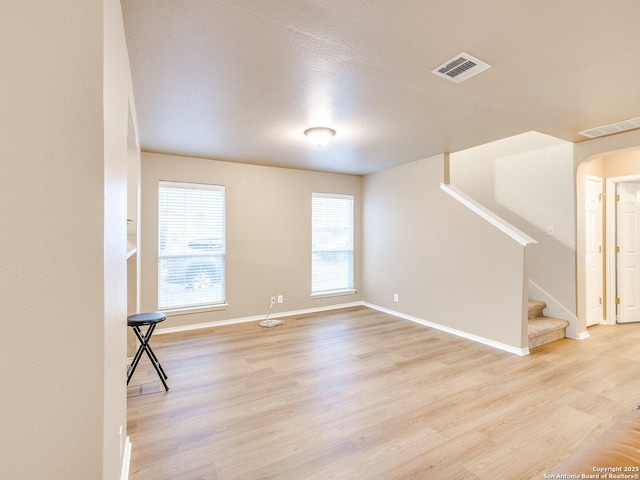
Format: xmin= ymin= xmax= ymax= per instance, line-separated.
xmin=431 ymin=52 xmax=491 ymax=84
xmin=578 ymin=116 xmax=640 ymax=138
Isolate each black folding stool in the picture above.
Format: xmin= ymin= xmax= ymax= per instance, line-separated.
xmin=127 ymin=312 xmax=169 ymax=391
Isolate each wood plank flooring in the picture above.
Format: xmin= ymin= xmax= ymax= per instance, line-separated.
xmin=127 ymin=306 xmax=640 ymax=479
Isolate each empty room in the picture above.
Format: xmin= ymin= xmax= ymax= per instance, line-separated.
xmin=3 ymin=1 xmax=640 ymax=479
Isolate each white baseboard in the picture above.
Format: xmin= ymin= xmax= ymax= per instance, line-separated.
xmin=364 ymin=302 xmax=530 ymax=356
xmin=151 ymin=300 xmax=528 ymax=356
xmin=121 ymin=437 xmax=131 ymax=480
xmin=576 ymin=331 xmax=590 ymax=340
xmin=154 ymin=301 xmax=364 ymax=335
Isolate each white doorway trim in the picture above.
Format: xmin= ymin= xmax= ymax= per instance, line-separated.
xmin=574 ymin=130 xmax=640 ymax=338
xmin=585 ymin=175 xmax=604 ymax=327
xmin=605 ymin=173 xmax=640 ymax=325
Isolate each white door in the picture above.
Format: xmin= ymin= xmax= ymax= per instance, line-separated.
xmin=585 ymin=177 xmax=603 ymax=326
xmin=617 ymin=182 xmax=640 ymax=323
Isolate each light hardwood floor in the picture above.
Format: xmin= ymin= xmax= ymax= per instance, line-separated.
xmin=127 ymin=306 xmax=640 ymax=479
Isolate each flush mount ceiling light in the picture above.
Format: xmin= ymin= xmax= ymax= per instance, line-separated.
xmin=304 ymin=127 xmax=336 ymax=146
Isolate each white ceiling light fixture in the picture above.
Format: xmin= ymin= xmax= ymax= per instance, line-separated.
xmin=431 ymin=52 xmax=491 ymax=84
xmin=304 ymin=127 xmax=336 ymax=146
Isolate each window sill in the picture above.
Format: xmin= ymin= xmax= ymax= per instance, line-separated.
xmin=162 ymin=304 xmax=228 ymax=317
xmin=310 ymin=289 xmax=357 ymax=300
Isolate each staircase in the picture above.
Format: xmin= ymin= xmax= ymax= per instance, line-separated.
xmin=528 ymin=300 xmax=570 ymax=349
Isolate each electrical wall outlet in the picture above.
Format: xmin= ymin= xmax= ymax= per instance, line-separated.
xmin=271 ymin=296 xmax=276 ymax=305
xmin=277 ymin=295 xmax=283 ymax=304
xmin=394 ymin=293 xmax=399 ymax=302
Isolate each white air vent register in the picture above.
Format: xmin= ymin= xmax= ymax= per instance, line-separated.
xmin=431 ymin=52 xmax=491 ymax=84
xmin=578 ymin=116 xmax=640 ymax=138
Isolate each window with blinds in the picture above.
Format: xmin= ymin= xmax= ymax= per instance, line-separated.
xmin=158 ymin=181 xmax=226 ymax=310
xmin=311 ymin=192 xmax=354 ymax=295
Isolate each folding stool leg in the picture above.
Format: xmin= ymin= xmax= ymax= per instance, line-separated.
xmin=129 ymin=323 xmax=169 ymax=391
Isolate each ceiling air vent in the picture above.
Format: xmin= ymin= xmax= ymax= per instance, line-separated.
xmin=431 ymin=52 xmax=491 ymax=84
xmin=578 ymin=116 xmax=640 ymax=138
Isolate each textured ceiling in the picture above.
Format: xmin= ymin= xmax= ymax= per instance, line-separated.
xmin=121 ymin=0 xmax=640 ymax=175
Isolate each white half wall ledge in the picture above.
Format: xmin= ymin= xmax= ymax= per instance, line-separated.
xmin=440 ymin=183 xmax=538 ymax=247
xmin=364 ymin=303 xmax=530 ymax=356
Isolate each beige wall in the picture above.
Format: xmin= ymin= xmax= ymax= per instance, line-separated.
xmin=362 ymin=154 xmax=528 ymax=350
xmin=140 ymin=152 xmax=363 ymax=328
xmin=0 ymin=0 xmax=132 ymax=478
xmin=449 ymin=132 xmax=576 ymax=314
xmin=104 ymin=0 xmax=137 ymax=477
xmin=603 ymin=150 xmax=640 ymax=178
xmin=584 ymin=156 xmax=604 ymax=177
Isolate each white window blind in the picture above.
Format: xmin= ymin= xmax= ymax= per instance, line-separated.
xmin=311 ymin=192 xmax=354 ymax=295
xmin=158 ymin=181 xmax=226 ymax=310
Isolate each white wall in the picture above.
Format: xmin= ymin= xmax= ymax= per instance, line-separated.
xmin=449 ymin=132 xmax=576 ymax=314
xmin=0 ymin=1 xmax=133 ymax=478
xmin=362 ymin=154 xmax=529 ymax=351
xmin=140 ymin=152 xmax=363 ymax=329
xmin=104 ymin=0 xmax=138 ymax=478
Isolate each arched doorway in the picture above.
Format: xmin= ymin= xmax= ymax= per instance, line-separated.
xmin=576 ymin=141 xmax=640 ymax=335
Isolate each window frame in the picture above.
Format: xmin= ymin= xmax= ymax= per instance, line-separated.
xmin=311 ymin=192 xmax=356 ymax=298
xmin=157 ymin=180 xmax=226 ymax=312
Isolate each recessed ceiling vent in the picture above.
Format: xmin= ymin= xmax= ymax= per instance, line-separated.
xmin=431 ymin=52 xmax=491 ymax=84
xmin=578 ymin=116 xmax=640 ymax=138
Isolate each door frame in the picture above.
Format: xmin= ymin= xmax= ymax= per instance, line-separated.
xmin=605 ymin=173 xmax=640 ymax=325
xmin=584 ymin=175 xmax=604 ymax=326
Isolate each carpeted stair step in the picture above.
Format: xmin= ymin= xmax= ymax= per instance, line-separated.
xmin=528 ymin=316 xmax=570 ymax=349
xmin=528 ymin=299 xmax=570 ymax=349
xmin=528 ymin=299 xmax=546 ymax=319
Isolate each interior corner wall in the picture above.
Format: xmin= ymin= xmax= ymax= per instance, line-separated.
xmin=448 ymin=132 xmax=576 ymax=314
xmin=104 ymin=0 xmax=137 ymax=478
xmin=140 ymin=152 xmax=363 ymax=328
xmin=362 ymin=154 xmax=527 ymax=350
xmin=0 ymin=2 xmax=107 ymax=479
